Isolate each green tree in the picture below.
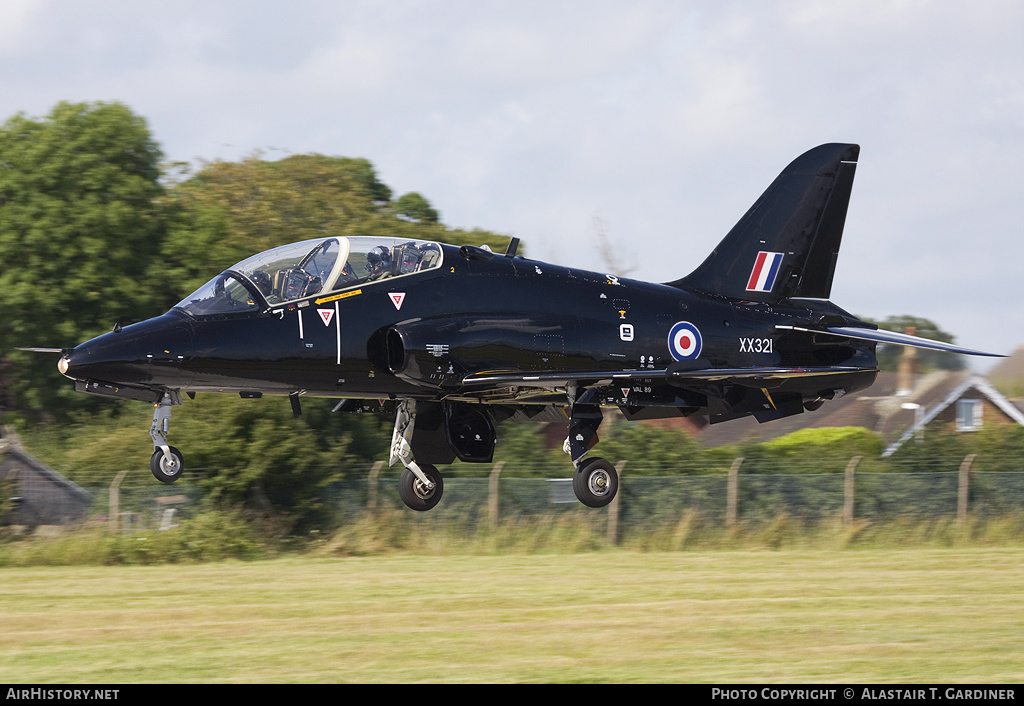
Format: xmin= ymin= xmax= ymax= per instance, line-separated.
xmin=19 ymin=393 xmax=388 ymax=534
xmin=749 ymin=427 xmax=883 ymax=472
xmin=865 ymin=315 xmax=967 ymax=372
xmin=593 ymin=420 xmax=717 ymax=475
xmin=162 ymin=155 xmax=511 ymax=299
xmin=171 ymin=395 xmax=353 ymax=534
xmin=393 ymin=191 xmax=439 ymax=223
xmin=0 ymin=102 xmax=166 ymax=415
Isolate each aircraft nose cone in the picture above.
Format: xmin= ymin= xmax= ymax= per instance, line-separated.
xmin=59 ymin=333 xmax=142 ymax=384
xmin=60 ymin=314 xmax=194 ymax=388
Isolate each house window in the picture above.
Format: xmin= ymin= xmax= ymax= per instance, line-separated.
xmin=956 ymin=399 xmax=983 ymax=432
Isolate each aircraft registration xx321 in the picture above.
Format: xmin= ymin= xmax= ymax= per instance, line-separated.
xmin=53 ymin=144 xmax=1002 ymax=511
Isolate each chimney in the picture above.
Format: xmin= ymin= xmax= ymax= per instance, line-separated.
xmin=896 ymin=326 xmax=919 ymax=396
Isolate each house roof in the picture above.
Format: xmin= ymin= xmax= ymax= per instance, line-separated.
xmin=0 ymin=440 xmax=92 ymax=503
xmin=882 ymin=374 xmax=1024 ymax=456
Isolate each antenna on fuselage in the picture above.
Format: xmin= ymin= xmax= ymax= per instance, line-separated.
xmin=504 ymin=237 xmax=520 ymax=257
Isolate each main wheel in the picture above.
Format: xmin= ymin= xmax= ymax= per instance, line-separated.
xmin=399 ymin=464 xmax=444 ymax=511
xmin=573 ymin=457 xmax=618 ymax=508
xmin=151 ymin=446 xmax=184 ymax=484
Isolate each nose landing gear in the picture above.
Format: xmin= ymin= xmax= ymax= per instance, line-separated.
xmin=149 ymin=392 xmax=185 ymax=483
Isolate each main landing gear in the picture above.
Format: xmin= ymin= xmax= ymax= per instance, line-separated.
xmin=390 ymin=400 xmax=444 ymax=511
xmin=386 ymin=396 xmax=619 ymax=511
xmin=381 ymin=393 xmax=621 ymax=511
xmin=564 ymin=390 xmax=619 ymax=508
xmin=149 ymin=392 xmax=185 ymax=483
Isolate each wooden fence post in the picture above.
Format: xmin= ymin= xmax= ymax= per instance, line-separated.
xmin=843 ymin=456 xmax=862 ymax=526
xmin=109 ymin=470 xmax=128 ymax=532
xmin=727 ymin=457 xmax=743 ymax=527
xmin=488 ymin=461 xmax=505 ymax=529
xmin=367 ymin=461 xmax=383 ymax=513
xmin=958 ymin=454 xmax=976 ymax=523
xmin=608 ymin=461 xmax=626 ymax=545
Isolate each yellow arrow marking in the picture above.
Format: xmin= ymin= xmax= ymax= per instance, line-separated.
xmin=315 ymin=289 xmax=362 ymax=305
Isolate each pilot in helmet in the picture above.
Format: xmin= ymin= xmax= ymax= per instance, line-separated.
xmin=249 ymin=270 xmax=273 ymax=296
xmin=366 ymin=245 xmax=392 ymax=279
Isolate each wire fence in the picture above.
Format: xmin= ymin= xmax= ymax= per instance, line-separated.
xmin=36 ymin=454 xmax=1024 ymax=536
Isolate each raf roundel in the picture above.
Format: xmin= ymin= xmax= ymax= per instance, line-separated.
xmin=668 ymin=321 xmax=702 ymax=361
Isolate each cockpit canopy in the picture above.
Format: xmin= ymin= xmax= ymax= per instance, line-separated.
xmin=175 ymin=236 xmax=443 ymax=317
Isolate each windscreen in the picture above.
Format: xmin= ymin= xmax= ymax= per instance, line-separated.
xmin=174 ymin=274 xmax=260 ymax=316
xmin=231 ymin=238 xmax=341 ymax=304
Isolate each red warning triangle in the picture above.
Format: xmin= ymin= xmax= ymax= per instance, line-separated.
xmin=318 ymin=309 xmax=334 ymax=326
xmin=389 ymin=292 xmax=406 ymax=310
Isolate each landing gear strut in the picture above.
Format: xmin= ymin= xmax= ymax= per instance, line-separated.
xmin=564 ymin=388 xmax=619 ymax=507
xmin=149 ymin=391 xmax=185 ymax=483
xmin=390 ymin=400 xmax=444 ymax=511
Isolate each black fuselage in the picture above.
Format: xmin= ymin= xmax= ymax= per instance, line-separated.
xmin=56 ymin=143 xmax=1001 ymax=509
xmin=63 ymin=243 xmax=877 ymax=423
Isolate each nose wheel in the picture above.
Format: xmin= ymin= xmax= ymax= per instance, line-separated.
xmin=151 ymin=446 xmax=184 ymax=483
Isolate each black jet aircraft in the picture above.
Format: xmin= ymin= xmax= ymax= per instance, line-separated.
xmin=53 ymin=143 xmax=1001 ymax=511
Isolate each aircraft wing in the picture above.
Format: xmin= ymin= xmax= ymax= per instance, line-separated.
xmin=461 ymin=365 xmax=865 ymax=388
xmin=776 ymin=325 xmax=1004 ymax=357
xmin=461 ymin=369 xmax=667 ymax=388
xmin=665 ymin=365 xmax=865 ymax=383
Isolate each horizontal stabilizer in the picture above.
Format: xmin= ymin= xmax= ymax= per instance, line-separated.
xmin=776 ymin=325 xmax=1003 ymax=357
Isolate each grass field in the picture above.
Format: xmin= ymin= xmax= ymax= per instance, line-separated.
xmin=2 ymin=549 xmax=1023 ymax=683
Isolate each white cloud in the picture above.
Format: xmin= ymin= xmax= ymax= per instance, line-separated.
xmin=0 ymin=1 xmax=1021 ymax=354
xmin=0 ymin=0 xmax=48 ymax=56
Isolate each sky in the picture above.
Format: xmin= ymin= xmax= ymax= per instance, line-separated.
xmin=1 ymin=0 xmax=1022 ymax=364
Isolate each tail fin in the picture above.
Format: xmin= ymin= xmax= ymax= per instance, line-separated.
xmin=670 ymin=143 xmax=859 ymax=302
